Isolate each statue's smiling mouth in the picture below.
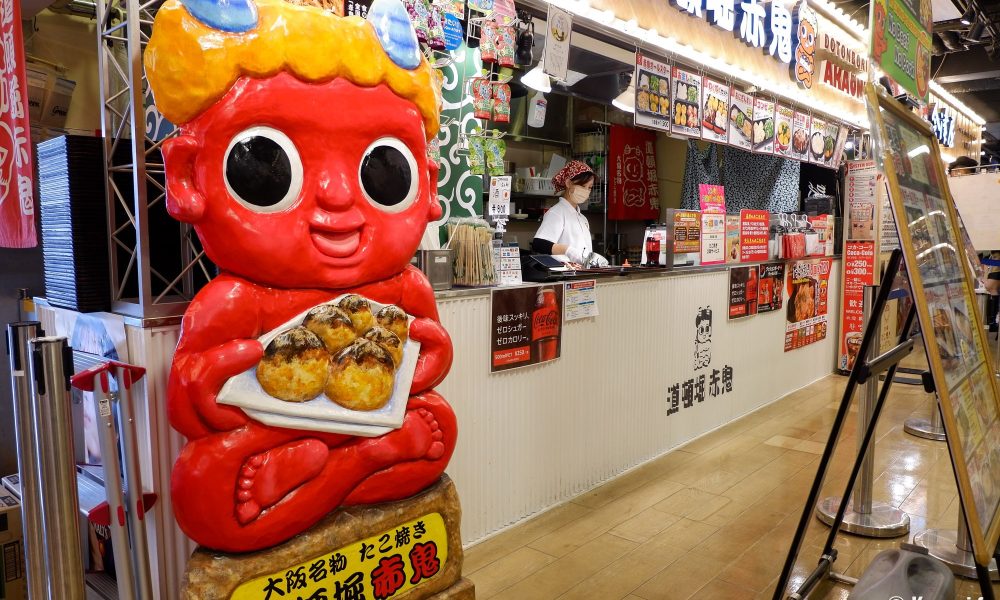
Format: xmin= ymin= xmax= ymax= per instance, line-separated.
xmin=310 ymin=227 xmax=362 ymax=258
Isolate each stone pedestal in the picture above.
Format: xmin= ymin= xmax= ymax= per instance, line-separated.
xmin=183 ymin=475 xmax=474 ymax=600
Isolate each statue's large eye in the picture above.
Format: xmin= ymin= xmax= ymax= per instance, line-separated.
xmin=223 ymin=126 xmax=303 ymax=213
xmin=358 ymin=137 xmax=419 ymax=213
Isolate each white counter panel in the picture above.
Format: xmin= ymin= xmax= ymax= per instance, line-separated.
xmin=437 ymin=263 xmax=841 ymax=544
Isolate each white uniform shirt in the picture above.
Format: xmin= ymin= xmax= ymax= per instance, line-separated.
xmin=534 ymin=198 xmax=591 ymax=255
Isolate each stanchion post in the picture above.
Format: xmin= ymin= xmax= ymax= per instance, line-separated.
xmin=72 ymin=364 xmax=138 ymax=600
xmin=5 ymin=322 xmax=47 ymax=600
xmin=815 ymin=286 xmax=909 ymax=537
xmin=29 ymin=336 xmax=85 ymax=600
xmin=110 ymin=362 xmax=155 ymax=599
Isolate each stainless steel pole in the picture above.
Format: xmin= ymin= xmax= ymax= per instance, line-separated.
xmin=90 ymin=382 xmax=137 ymax=600
xmin=816 ymin=286 xmax=909 ymax=537
xmin=29 ymin=336 xmax=85 ymax=599
xmin=111 ymin=363 xmax=154 ymax=599
xmin=6 ymin=322 xmax=47 ymax=600
xmin=855 ymin=286 xmax=878 ymax=514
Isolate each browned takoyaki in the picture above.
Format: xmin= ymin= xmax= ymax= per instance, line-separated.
xmin=303 ymin=305 xmax=357 ymax=354
xmin=364 ymin=326 xmax=404 ymax=366
xmin=338 ymin=294 xmax=375 ymax=334
xmin=256 ymin=327 xmax=328 ymax=402
xmin=375 ymin=305 xmax=409 ymax=342
xmin=325 ymin=339 xmax=396 ymax=411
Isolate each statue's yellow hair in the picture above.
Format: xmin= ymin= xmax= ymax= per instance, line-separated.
xmin=144 ymin=0 xmax=440 ymax=139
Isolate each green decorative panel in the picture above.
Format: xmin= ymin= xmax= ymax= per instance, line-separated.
xmin=434 ymin=43 xmax=484 ymax=227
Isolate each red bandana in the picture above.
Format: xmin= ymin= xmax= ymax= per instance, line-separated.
xmin=551 ymin=160 xmax=593 ymax=193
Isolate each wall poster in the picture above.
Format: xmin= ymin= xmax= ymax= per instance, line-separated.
xmin=729 ymin=266 xmax=758 ymax=319
xmin=739 ymin=209 xmax=770 ymax=262
xmin=757 ymin=262 xmax=785 ymax=314
xmin=490 ymin=284 xmax=564 ymax=372
xmin=868 ymin=84 xmax=1000 ymax=563
xmin=785 ymin=257 xmax=833 ymax=351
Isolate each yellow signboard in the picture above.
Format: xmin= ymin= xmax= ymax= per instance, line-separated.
xmin=231 ymin=513 xmax=449 ymax=600
xmin=866 ymin=83 xmax=1000 ymax=565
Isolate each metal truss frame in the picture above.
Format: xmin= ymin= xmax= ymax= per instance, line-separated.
xmin=96 ymin=0 xmax=212 ymax=318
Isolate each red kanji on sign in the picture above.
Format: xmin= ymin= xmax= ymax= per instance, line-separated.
xmin=370 ymin=555 xmax=406 ymax=600
xmin=408 ymin=542 xmax=440 ymax=585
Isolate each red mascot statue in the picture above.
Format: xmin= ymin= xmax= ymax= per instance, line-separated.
xmin=145 ymin=0 xmax=456 ymax=553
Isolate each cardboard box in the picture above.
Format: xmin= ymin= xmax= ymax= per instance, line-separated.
xmin=0 ymin=488 xmax=25 ymax=599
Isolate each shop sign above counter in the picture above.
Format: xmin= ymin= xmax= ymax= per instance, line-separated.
xmin=542 ymin=0 xmax=869 ymax=128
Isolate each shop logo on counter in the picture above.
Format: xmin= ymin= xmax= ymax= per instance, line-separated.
xmin=695 ymin=307 xmax=713 ymax=370
xmin=668 ymin=306 xmax=735 ymax=417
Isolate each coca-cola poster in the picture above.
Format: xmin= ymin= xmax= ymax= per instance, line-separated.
xmin=490 ymin=284 xmax=564 ymax=372
xmin=608 ymin=124 xmax=659 ymax=221
xmin=0 ymin=0 xmax=36 ymax=248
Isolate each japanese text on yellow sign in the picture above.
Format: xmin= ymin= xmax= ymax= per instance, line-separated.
xmin=231 ymin=513 xmax=448 ymax=600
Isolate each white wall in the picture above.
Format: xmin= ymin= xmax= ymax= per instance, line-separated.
xmin=438 ymin=264 xmax=841 ymax=543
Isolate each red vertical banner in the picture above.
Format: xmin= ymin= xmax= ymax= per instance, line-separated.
xmin=0 ymin=0 xmax=35 ymax=248
xmin=608 ymin=124 xmax=660 ymax=221
xmin=840 ymin=241 xmax=876 ymax=370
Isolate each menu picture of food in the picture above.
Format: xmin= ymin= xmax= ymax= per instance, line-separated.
xmin=751 ymin=97 xmax=775 ymax=154
xmin=817 ymin=121 xmax=840 ymax=167
xmin=728 ymin=88 xmax=753 ymax=151
xmin=634 ymin=54 xmax=672 ymax=133
xmin=809 ymin=116 xmax=832 ymax=166
xmin=791 ymin=111 xmax=811 ymax=161
xmin=671 ymin=67 xmax=702 ymax=138
xmin=774 ymin=105 xmax=794 ymax=158
xmin=702 ymin=77 xmax=729 ymax=143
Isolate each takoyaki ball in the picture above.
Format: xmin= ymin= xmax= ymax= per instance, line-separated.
xmin=325 ymin=340 xmax=396 ymax=411
xmin=364 ymin=326 xmax=404 ymax=366
xmin=375 ymin=305 xmax=409 ymax=342
xmin=303 ymin=305 xmax=356 ymax=354
xmin=256 ymin=327 xmax=328 ymax=402
xmin=338 ymin=294 xmax=375 ymax=334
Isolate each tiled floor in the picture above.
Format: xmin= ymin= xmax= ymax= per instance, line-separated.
xmin=464 ymin=372 xmax=1000 ymax=600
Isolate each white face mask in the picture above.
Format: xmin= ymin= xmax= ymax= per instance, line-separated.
xmin=569 ymin=187 xmax=591 ymax=204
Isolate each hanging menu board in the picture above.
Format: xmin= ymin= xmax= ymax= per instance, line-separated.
xmin=808 ymin=116 xmax=829 ymax=165
xmin=774 ymin=105 xmax=794 ymax=159
xmin=791 ymin=111 xmax=811 ymax=162
xmin=671 ymin=67 xmax=702 ymax=138
xmin=751 ymin=97 xmax=775 ymax=154
xmin=701 ymin=78 xmax=729 ymax=143
xmin=868 ymin=84 xmax=1000 ymax=566
xmin=815 ymin=121 xmax=840 ymax=168
xmin=728 ymin=88 xmax=753 ymax=150
xmin=634 ymin=54 xmax=672 ymax=133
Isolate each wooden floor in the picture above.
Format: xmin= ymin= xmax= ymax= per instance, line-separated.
xmin=464 ymin=372 xmax=1000 ymax=599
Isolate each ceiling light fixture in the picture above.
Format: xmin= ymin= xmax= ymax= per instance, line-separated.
xmin=960 ymin=6 xmax=975 ymax=25
xmin=521 ymin=62 xmax=552 ymax=93
xmin=612 ymin=73 xmax=635 ymax=113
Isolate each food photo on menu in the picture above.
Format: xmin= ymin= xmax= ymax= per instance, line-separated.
xmin=787 ymin=276 xmax=817 ymax=324
xmin=701 ymin=78 xmax=729 ymax=141
xmin=636 ymin=69 xmax=671 ymax=119
xmin=791 ymin=112 xmax=811 ymax=160
xmin=774 ymin=105 xmax=793 ymax=157
xmin=926 ymin=285 xmax=962 ymax=376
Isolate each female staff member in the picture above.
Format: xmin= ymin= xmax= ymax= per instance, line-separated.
xmin=530 ymin=161 xmax=609 ymax=267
